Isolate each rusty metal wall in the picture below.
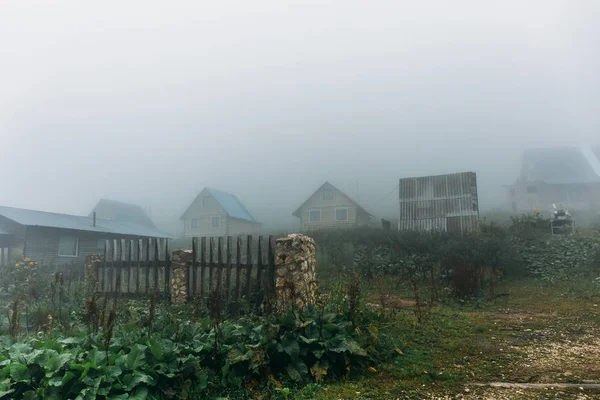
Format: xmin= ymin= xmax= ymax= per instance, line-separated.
xmin=398 ymin=172 xmax=479 ymax=233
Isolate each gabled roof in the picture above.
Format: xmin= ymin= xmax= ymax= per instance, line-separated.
xmin=521 ymin=145 xmax=600 ymax=184
xmin=0 ymin=205 xmax=170 ymax=238
xmin=292 ymin=181 xmax=374 ymax=218
xmin=180 ymin=188 xmax=258 ymax=223
xmin=90 ymin=199 xmax=156 ymax=229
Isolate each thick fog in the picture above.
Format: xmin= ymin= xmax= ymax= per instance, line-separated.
xmin=1 ymin=0 xmax=599 ymax=232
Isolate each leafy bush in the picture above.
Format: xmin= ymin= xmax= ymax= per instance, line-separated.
xmin=0 ymin=300 xmax=390 ymax=399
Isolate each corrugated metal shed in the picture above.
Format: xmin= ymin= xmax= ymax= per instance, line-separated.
xmin=398 ymin=172 xmax=479 ymax=233
xmin=0 ymin=206 xmax=170 ymax=238
xmin=206 ymin=188 xmax=257 ymax=222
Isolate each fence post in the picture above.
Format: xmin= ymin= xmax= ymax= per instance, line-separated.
xmin=235 ymin=236 xmax=242 ymax=311
xmin=164 ymin=240 xmax=171 ymax=301
xmin=190 ymin=237 xmax=198 ymax=302
xmin=245 ymin=235 xmax=253 ymax=300
xmin=217 ymin=237 xmax=223 ymax=293
xmin=200 ymin=237 xmax=206 ymax=299
xmin=275 ymin=234 xmax=318 ymax=312
xmin=145 ymin=238 xmax=151 ymax=294
xmin=136 ymin=239 xmax=142 ymax=294
xmin=255 ymin=236 xmax=263 ymax=311
xmin=226 ymin=236 xmax=232 ymax=304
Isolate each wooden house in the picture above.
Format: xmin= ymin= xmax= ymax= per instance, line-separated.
xmin=292 ymin=182 xmax=373 ymax=231
xmin=180 ymin=188 xmax=261 ymax=238
xmin=507 ymin=146 xmax=600 ymax=212
xmin=89 ymin=199 xmax=157 ymax=229
xmin=0 ymin=205 xmax=170 ymax=266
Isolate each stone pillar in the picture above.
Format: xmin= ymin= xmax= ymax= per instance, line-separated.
xmin=170 ymin=250 xmax=192 ymax=304
xmin=275 ymin=234 xmax=318 ymax=311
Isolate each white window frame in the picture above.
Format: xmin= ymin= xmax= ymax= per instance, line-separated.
xmin=202 ymin=196 xmax=210 ymax=207
xmin=308 ymin=209 xmax=321 ymax=223
xmin=58 ymin=236 xmax=79 ymax=257
xmin=212 ymin=216 xmax=221 ymax=228
xmin=335 ymin=207 xmax=349 ymax=221
xmin=191 ymin=218 xmax=200 ymax=229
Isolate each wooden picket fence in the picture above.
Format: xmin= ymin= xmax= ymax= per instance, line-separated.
xmin=95 ymin=235 xmax=277 ymax=309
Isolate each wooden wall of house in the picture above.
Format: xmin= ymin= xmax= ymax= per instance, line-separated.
xmin=509 ymin=182 xmax=600 ymax=212
xmin=0 ymin=216 xmax=27 ymax=250
xmin=22 ymin=227 xmax=153 ymax=266
xmin=227 ymin=218 xmax=261 ymax=236
xmin=297 ymin=184 xmax=366 ymax=231
xmin=300 ymin=205 xmax=358 ymax=231
xmin=182 ymin=190 xmax=229 ymax=237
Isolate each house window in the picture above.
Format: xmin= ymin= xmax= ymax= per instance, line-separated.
xmin=202 ymin=196 xmax=210 ymax=207
xmin=527 ymin=186 xmax=537 ymax=193
xmin=335 ymin=208 xmax=348 ymax=221
xmin=323 ymin=188 xmax=334 ymax=200
xmin=191 ymin=218 xmax=200 ymax=229
xmin=212 ymin=216 xmax=221 ymax=228
xmin=59 ymin=236 xmax=78 ymax=257
xmin=309 ymin=209 xmax=321 ymax=222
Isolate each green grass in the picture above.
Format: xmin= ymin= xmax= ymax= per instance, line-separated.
xmin=275 ymin=278 xmax=600 ymax=399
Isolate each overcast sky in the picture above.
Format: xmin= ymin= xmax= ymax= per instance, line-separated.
xmin=1 ymin=0 xmax=599 ymax=230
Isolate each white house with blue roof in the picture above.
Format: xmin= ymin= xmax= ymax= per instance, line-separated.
xmin=179 ymin=188 xmax=261 ymax=238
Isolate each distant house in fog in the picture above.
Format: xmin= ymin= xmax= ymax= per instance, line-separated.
xmin=0 ymin=205 xmax=169 ymax=266
xmin=292 ymin=181 xmax=373 ymax=231
xmin=180 ymin=188 xmax=261 ymax=237
xmin=507 ymin=145 xmax=600 ymax=212
xmin=89 ymin=199 xmax=157 ymax=229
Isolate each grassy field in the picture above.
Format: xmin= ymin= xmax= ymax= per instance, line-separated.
xmin=297 ymin=278 xmax=600 ymax=400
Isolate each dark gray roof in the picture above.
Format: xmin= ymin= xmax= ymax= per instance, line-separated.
xmin=521 ymin=146 xmax=600 ymax=184
xmin=0 ymin=206 xmax=170 ymax=238
xmin=90 ymin=199 xmax=157 ymax=229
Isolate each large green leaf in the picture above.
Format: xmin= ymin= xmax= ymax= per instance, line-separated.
xmin=281 ymin=338 xmax=300 ymax=359
xmin=286 ymin=360 xmax=308 ymax=382
xmin=45 ymin=353 xmax=74 ymax=378
xmin=122 ymin=372 xmax=155 ymax=391
xmin=129 ymin=385 xmax=148 ymax=400
xmin=9 ymin=363 xmax=31 ymax=383
xmin=8 ymin=343 xmax=32 ymax=361
xmin=125 ymin=345 xmax=147 ymax=371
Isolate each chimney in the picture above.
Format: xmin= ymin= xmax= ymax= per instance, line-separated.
xmin=93 ymin=211 xmax=96 ymax=227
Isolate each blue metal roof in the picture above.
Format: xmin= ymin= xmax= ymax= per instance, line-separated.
xmin=0 ymin=206 xmax=170 ymax=238
xmin=206 ymin=188 xmax=257 ymax=222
